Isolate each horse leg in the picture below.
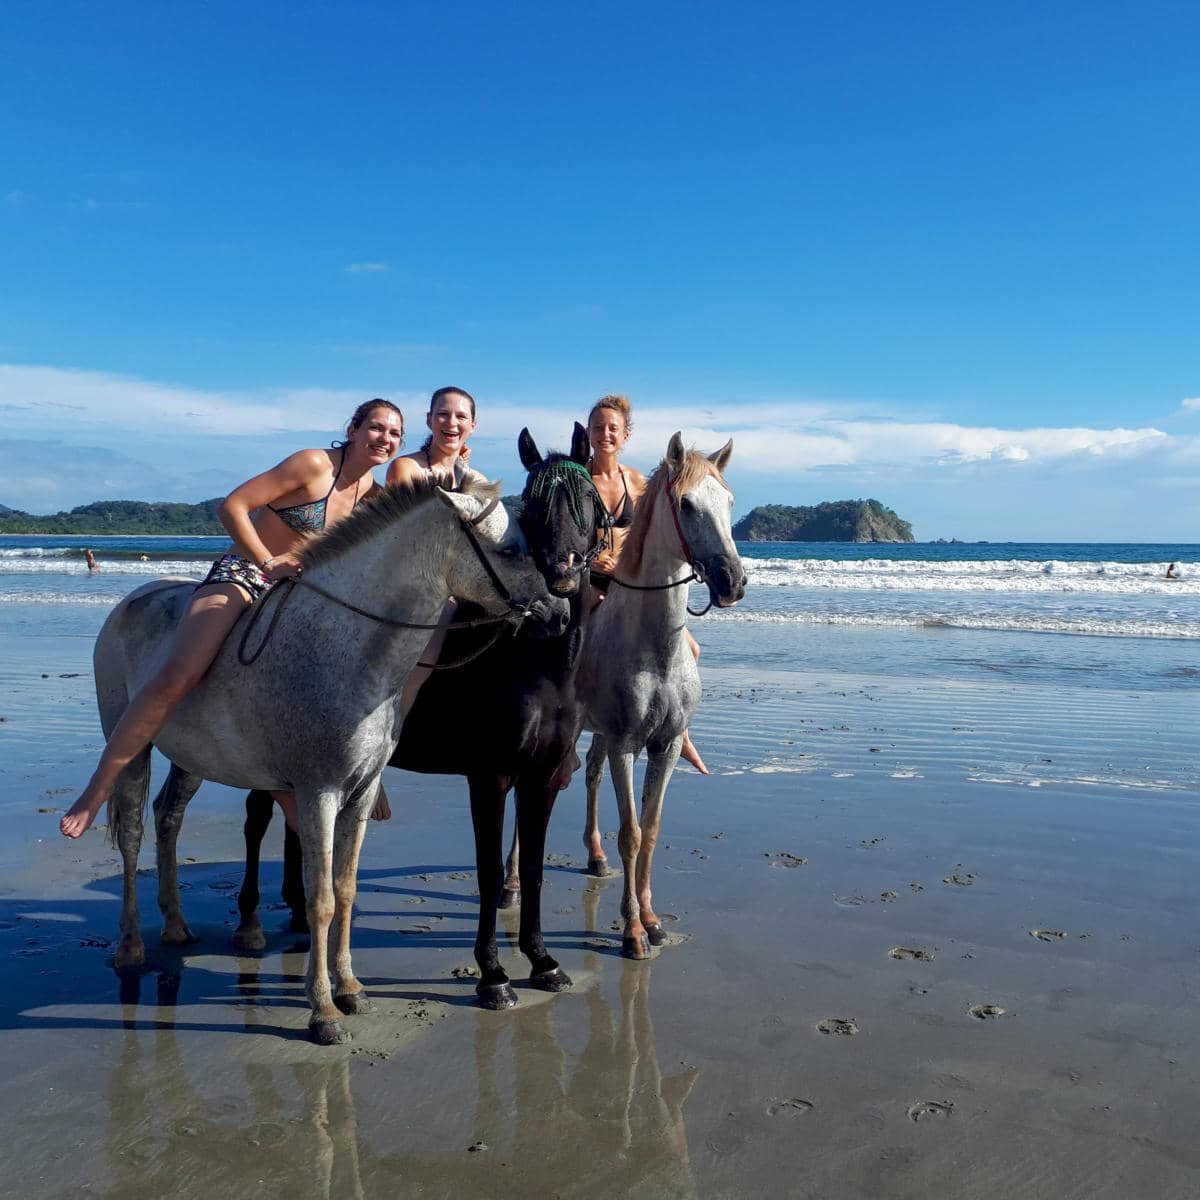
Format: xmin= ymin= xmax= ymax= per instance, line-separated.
xmin=515 ymin=773 xmax=572 ymax=994
xmin=330 ymin=806 xmax=373 ymax=1017
xmin=607 ymin=747 xmax=647 ymax=959
xmin=637 ymin=738 xmax=682 ymax=947
xmin=233 ymin=790 xmax=275 ymax=952
xmin=583 ymin=733 xmax=609 ymax=877
xmin=469 ymin=775 xmax=517 ymax=1010
xmin=112 ymin=749 xmax=152 ymax=971
xmin=499 ymin=821 xmax=520 ymax=910
xmin=297 ymin=789 xmax=349 ymax=1045
xmin=153 ymin=763 xmax=202 ymax=946
xmin=282 ymin=822 xmax=308 ymax=932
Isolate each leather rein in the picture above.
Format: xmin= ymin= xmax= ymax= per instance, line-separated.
xmin=237 ymin=496 xmax=540 ymax=668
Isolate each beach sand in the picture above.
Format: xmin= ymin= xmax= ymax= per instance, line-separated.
xmin=2 ymin=628 xmax=1198 ymax=1199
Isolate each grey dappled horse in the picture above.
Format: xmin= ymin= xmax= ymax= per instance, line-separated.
xmin=94 ymin=478 xmax=568 ymax=1043
xmin=579 ymin=433 xmax=746 ymax=957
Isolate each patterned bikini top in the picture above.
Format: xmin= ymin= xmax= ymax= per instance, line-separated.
xmin=268 ymin=450 xmax=344 ymax=533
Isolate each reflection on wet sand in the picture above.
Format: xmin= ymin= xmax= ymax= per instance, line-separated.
xmin=96 ymin=888 xmax=698 ymax=1199
xmin=373 ymin=879 xmax=700 ymax=1196
xmin=102 ymin=953 xmax=366 ymax=1200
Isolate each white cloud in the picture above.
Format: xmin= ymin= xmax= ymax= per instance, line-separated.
xmin=344 ymin=262 xmax=390 ymax=274
xmin=0 ymin=363 xmax=423 ymax=438
xmin=1182 ymin=397 xmax=1200 ymax=412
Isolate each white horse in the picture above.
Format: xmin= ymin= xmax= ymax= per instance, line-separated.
xmin=579 ymin=433 xmax=745 ymax=957
xmin=94 ymin=478 xmax=568 ymax=1043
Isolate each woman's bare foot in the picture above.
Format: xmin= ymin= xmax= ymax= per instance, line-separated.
xmin=370 ymin=785 xmax=392 ymax=821
xmin=680 ymin=730 xmax=708 ymax=775
xmin=60 ymin=786 xmax=107 ymax=838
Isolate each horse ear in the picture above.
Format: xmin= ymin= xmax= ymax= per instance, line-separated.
xmin=518 ymin=428 xmax=542 ymax=471
xmin=570 ymin=421 xmax=590 ymax=465
xmin=666 ymin=431 xmax=686 ymax=471
xmin=436 ymin=487 xmax=484 ymax=523
xmin=708 ymin=438 xmax=733 ymax=474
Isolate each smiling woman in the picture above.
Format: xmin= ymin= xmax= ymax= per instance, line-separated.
xmin=59 ymin=398 xmax=406 ymax=840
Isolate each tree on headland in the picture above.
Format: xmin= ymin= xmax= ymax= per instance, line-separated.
xmin=732 ymin=499 xmax=914 ymax=542
xmin=0 ymin=499 xmax=226 ymax=535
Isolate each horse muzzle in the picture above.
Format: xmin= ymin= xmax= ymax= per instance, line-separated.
xmin=518 ymin=595 xmax=572 ymax=636
xmin=699 ymin=555 xmax=747 ymax=608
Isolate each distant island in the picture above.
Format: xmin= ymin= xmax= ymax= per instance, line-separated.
xmin=732 ymin=499 xmax=914 ymax=543
xmin=0 ymin=499 xmax=226 ymax=536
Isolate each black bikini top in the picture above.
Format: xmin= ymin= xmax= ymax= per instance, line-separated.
xmin=605 ymin=468 xmax=634 ymax=529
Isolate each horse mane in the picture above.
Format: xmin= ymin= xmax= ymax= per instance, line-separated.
xmin=298 ymin=475 xmax=501 ymax=569
xmin=617 ymin=449 xmax=729 ymax=577
xmin=522 ymin=452 xmax=599 ymax=532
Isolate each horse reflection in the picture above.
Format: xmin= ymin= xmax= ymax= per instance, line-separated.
xmin=101 ymin=953 xmax=367 ymax=1200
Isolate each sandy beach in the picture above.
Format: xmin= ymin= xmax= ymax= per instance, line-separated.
xmin=2 ymin=614 xmax=1198 ymax=1200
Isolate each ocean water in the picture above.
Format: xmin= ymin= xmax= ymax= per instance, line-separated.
xmin=1 ymin=535 xmax=1198 ymax=692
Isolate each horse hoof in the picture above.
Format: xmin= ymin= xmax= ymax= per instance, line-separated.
xmin=531 ymin=967 xmax=573 ymax=993
xmin=161 ymin=922 xmax=199 ymax=947
xmin=288 ymin=911 xmax=309 ymax=934
xmin=231 ymin=923 xmax=267 ymax=953
xmin=309 ymin=1019 xmax=351 ymax=1046
xmin=621 ymin=936 xmax=649 ymax=960
xmin=644 ymin=922 xmax=668 ymax=947
xmin=335 ymin=991 xmax=375 ymax=1016
xmin=476 ymin=982 xmax=519 ymax=1010
xmin=498 ymin=888 xmax=520 ymax=911
xmin=586 ymin=858 xmax=609 ymax=878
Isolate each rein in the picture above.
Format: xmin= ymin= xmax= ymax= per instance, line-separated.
xmin=237 ymin=496 xmax=534 ymax=668
xmin=601 ymin=472 xmax=714 ymax=617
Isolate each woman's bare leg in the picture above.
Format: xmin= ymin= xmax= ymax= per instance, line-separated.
xmin=680 ymin=629 xmax=708 ymax=775
xmin=61 ymin=584 xmax=250 ymax=838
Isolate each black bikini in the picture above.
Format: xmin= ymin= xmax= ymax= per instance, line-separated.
xmin=590 ymin=468 xmax=633 ymax=594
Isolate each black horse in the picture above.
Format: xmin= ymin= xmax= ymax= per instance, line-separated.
xmin=235 ymin=423 xmax=606 ymax=1009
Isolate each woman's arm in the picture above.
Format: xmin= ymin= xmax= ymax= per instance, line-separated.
xmin=218 ymin=449 xmax=329 ymax=578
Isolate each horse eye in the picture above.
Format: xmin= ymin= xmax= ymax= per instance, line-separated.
xmin=680 ymin=496 xmax=696 ymax=511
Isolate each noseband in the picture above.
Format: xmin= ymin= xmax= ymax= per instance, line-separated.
xmin=237 ymin=496 xmax=542 ymax=668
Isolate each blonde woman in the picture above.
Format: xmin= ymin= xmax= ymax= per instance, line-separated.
xmin=586 ymin=395 xmax=708 ymax=775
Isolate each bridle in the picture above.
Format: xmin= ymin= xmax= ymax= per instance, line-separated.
xmin=237 ymin=496 xmax=544 ymax=668
xmin=605 ymin=472 xmax=714 ymax=617
xmin=521 ymin=457 xmax=612 ymax=581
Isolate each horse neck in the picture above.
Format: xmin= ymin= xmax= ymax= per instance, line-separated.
xmin=617 ymin=489 xmax=692 ymax=627
xmin=303 ymin=502 xmax=451 ymax=633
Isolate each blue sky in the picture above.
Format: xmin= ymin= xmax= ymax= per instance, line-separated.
xmin=2 ymin=1 xmax=1197 ymax=539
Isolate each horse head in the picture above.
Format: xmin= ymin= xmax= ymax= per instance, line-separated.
xmin=436 ymin=481 xmax=571 ymax=635
xmin=517 ymin=422 xmax=606 ymax=598
xmin=664 ymin=431 xmax=747 ymax=610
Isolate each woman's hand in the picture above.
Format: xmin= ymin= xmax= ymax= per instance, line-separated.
xmin=263 ymin=554 xmax=304 ymax=582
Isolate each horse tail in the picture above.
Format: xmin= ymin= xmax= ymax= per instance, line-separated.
xmin=104 ymin=748 xmax=151 ymax=850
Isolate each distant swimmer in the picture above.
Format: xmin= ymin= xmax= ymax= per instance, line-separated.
xmin=1166 ymin=562 xmax=1180 ymax=579
xmin=139 ymin=553 xmax=150 ymax=562
xmin=84 ymin=548 xmax=99 ymax=572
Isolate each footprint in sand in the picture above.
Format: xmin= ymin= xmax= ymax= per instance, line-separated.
xmin=889 ymin=946 xmax=934 ymax=962
xmin=767 ymin=1098 xmax=814 ymax=1117
xmin=834 ymin=894 xmax=867 ymax=908
xmin=1030 ymin=929 xmax=1066 ymax=941
xmin=907 ymin=1100 xmax=954 ymax=1122
xmin=817 ymin=1017 xmax=859 ymax=1036
xmin=765 ymin=852 xmax=808 ymax=868
xmin=969 ymin=1004 xmax=1007 ymax=1020
xmin=943 ymin=873 xmax=976 ymax=887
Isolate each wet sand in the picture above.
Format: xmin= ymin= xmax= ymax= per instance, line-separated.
xmin=2 ymin=630 xmax=1199 ymax=1199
